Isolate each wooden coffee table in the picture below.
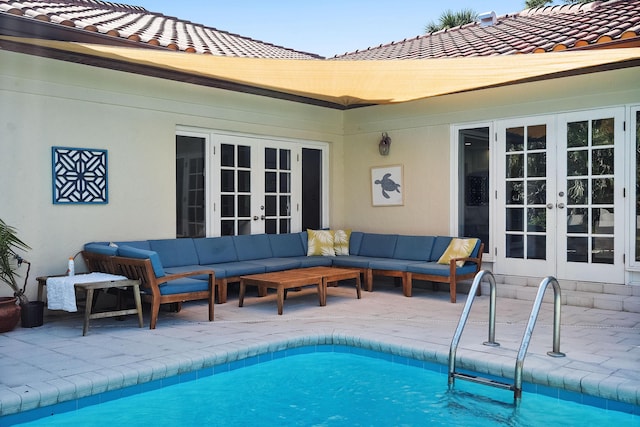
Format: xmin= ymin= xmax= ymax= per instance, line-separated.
xmin=239 ymin=267 xmax=361 ymax=314
xmin=297 ymin=266 xmax=361 ymax=304
xmin=239 ymin=270 xmax=323 ymax=315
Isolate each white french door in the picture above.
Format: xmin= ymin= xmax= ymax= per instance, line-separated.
xmin=556 ymin=109 xmax=625 ymax=282
xmin=215 ymin=133 xmax=301 ymax=235
xmin=176 ymin=130 xmax=321 ymax=237
xmin=495 ymin=108 xmax=625 ymax=283
xmin=496 ymin=117 xmax=556 ymax=277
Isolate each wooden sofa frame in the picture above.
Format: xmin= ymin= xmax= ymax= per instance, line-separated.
xmin=370 ymin=243 xmax=485 ymax=303
xmin=109 ymin=255 xmax=215 ymax=329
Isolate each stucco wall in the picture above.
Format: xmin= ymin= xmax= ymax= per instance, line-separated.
xmin=0 ymin=50 xmax=343 ymax=298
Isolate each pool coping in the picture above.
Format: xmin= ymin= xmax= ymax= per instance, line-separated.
xmin=2 ymin=333 xmax=639 ymax=424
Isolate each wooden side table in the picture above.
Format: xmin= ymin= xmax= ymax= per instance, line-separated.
xmin=37 ymin=276 xmax=144 ymax=336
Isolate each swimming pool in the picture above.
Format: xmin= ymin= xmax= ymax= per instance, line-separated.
xmin=6 ymin=345 xmax=638 ymax=426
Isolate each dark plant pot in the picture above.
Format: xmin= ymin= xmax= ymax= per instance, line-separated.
xmin=0 ymin=297 xmax=21 ymax=333
xmin=21 ymin=301 xmax=44 ymax=328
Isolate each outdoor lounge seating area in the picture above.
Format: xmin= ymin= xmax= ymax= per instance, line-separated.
xmin=83 ymin=231 xmax=484 ymax=320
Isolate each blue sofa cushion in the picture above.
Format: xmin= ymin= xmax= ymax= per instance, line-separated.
xmin=430 ymin=236 xmax=454 ymax=262
xmin=250 ymin=257 xmax=301 ymax=272
xmin=234 ymin=234 xmax=273 ymax=261
xmin=358 ymin=233 xmax=398 ymax=258
xmin=149 ymin=238 xmax=199 ymax=268
xmin=202 ymin=261 xmax=266 ymax=278
xmin=268 ymin=233 xmax=306 ymax=257
xmin=368 ymin=259 xmax=421 ymax=272
xmin=393 ymin=235 xmax=435 ymax=261
xmin=193 ymin=236 xmax=238 ymax=265
xmin=292 ymin=256 xmax=334 ymax=268
xmin=162 ymin=265 xmax=217 ymax=281
xmin=118 ymin=245 xmax=165 ymax=278
xmin=331 ymin=255 xmax=380 ymax=269
xmin=156 ymin=277 xmax=210 ymax=295
xmin=407 ymin=262 xmax=477 ymax=277
xmin=299 ymin=231 xmax=309 ymax=254
xmin=114 ymin=240 xmax=151 ymax=250
xmin=84 ymin=243 xmax=118 ymax=256
xmin=349 ymin=232 xmax=364 ymax=255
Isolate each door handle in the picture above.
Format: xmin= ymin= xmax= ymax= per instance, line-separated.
xmin=557 ymin=203 xmax=565 ymax=209
xmin=261 ymin=215 xmax=265 ymax=220
xmin=546 ymin=203 xmax=554 ymax=210
xmin=253 ymin=216 xmax=259 ymax=221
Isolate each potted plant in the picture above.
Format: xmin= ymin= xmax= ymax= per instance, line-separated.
xmin=0 ymin=219 xmax=42 ymax=331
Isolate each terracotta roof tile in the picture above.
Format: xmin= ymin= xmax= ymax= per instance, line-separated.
xmin=3 ymin=0 xmax=639 ymax=61
xmin=0 ymin=0 xmax=322 ymax=59
xmin=334 ymin=0 xmax=640 ymax=60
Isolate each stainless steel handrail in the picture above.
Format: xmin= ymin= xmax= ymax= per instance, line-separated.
xmin=514 ymin=276 xmax=566 ymax=401
xmin=448 ymin=270 xmax=499 ymax=388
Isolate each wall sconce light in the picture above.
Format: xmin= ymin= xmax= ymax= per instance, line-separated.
xmin=378 ymin=132 xmax=391 ymax=156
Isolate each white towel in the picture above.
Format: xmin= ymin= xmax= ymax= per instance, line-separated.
xmin=46 ymin=272 xmax=128 ymax=312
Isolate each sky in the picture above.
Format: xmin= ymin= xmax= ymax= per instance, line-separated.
xmin=130 ymin=1 xmax=534 ymax=57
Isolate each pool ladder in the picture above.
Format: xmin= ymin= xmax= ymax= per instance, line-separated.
xmin=448 ymin=270 xmax=566 ymax=402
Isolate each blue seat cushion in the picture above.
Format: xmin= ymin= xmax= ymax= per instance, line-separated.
xmin=201 ymin=261 xmax=266 ymax=278
xmin=368 ymin=259 xmax=421 ymax=272
xmin=156 ymin=277 xmax=210 ymax=295
xmin=268 ymin=233 xmax=306 ymax=257
xmin=193 ymin=236 xmax=237 ymax=265
xmin=291 ymin=256 xmax=334 ymax=268
xmin=162 ymin=265 xmax=217 ymax=281
xmin=149 ymin=238 xmax=199 ymax=268
xmin=117 ymin=245 xmax=165 ymax=278
xmin=249 ymin=257 xmax=301 ymax=272
xmin=407 ymin=262 xmax=477 ymax=277
xmin=393 ymin=235 xmax=435 ymax=261
xmin=358 ymin=233 xmax=398 ymax=258
xmin=234 ymin=234 xmax=273 ymax=261
xmin=84 ymin=243 xmax=118 ymax=256
xmin=331 ymin=255 xmax=379 ymax=269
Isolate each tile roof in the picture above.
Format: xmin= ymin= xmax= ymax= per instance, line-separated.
xmin=0 ymin=0 xmax=323 ymax=59
xmin=333 ymin=0 xmax=640 ymax=60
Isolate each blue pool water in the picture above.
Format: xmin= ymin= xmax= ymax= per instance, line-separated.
xmin=9 ymin=348 xmax=638 ymax=426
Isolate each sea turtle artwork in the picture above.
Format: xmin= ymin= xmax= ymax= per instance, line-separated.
xmin=375 ymin=173 xmax=401 ymax=199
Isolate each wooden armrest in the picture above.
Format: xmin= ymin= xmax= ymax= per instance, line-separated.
xmin=157 ymin=269 xmax=215 ymax=284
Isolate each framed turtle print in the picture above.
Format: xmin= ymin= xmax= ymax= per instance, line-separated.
xmin=371 ymin=165 xmax=403 ymax=206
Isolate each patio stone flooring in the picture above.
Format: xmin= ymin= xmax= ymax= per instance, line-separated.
xmin=1 ymin=280 xmax=639 ymax=420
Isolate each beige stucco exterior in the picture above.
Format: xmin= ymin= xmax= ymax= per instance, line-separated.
xmin=1 ymin=48 xmax=639 ymax=300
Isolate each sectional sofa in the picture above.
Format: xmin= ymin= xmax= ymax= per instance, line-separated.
xmin=84 ymin=231 xmax=484 ymax=312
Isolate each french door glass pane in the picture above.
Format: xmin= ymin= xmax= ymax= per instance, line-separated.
xmin=265 ymin=148 xmax=277 ymax=169
xmin=238 ymin=170 xmax=251 ymax=192
xmin=265 ymin=172 xmax=277 ymax=192
xmin=238 ymin=146 xmax=251 ymax=167
xmin=221 ymin=144 xmax=234 ymax=167
xmin=221 ymin=170 xmax=234 ymax=192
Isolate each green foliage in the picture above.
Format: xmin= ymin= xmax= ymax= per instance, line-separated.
xmin=425 ymin=9 xmax=478 ymax=33
xmin=525 ymin=0 xmax=552 ymax=8
xmin=0 ymin=219 xmax=31 ymax=304
xmin=526 ymin=0 xmax=596 ymax=8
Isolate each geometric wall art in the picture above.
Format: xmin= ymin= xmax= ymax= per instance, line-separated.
xmin=52 ymin=146 xmax=108 ymax=204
